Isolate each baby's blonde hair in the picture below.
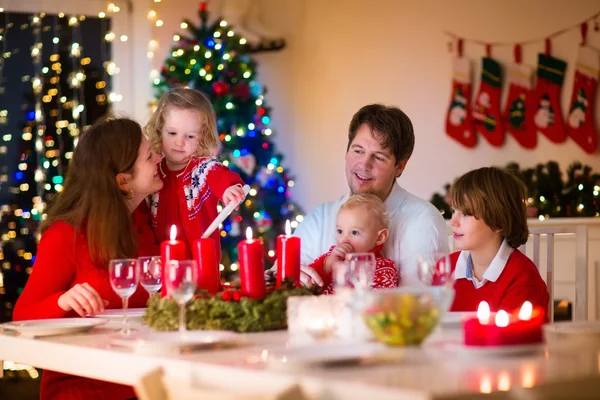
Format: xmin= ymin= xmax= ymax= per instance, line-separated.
xmin=339 ymin=193 xmax=389 ymax=229
xmin=144 ymin=88 xmax=221 ymax=157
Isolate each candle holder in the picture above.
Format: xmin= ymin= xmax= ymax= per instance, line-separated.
xmin=463 ymin=301 xmax=545 ymax=347
xmin=287 ymin=296 xmax=339 ymax=343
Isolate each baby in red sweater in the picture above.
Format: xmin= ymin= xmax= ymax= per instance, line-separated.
xmin=309 ymin=193 xmax=399 ymax=293
xmin=446 ymin=167 xmax=549 ymax=317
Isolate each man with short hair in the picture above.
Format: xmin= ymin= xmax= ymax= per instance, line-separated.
xmin=295 ymin=104 xmax=448 ymax=287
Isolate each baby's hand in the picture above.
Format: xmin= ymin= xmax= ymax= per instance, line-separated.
xmin=222 ymin=185 xmax=246 ymax=206
xmin=330 ymin=242 xmax=354 ymax=260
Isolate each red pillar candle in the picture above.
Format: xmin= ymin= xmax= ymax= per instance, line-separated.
xmin=237 ymin=227 xmax=266 ymax=299
xmin=276 ymin=220 xmax=301 ymax=287
xmin=193 ymin=238 xmax=221 ymax=294
xmin=160 ymin=225 xmax=187 ymax=297
xmin=463 ymin=301 xmax=545 ymax=346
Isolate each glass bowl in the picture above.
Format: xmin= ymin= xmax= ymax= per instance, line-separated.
xmin=361 ymin=286 xmax=454 ymax=346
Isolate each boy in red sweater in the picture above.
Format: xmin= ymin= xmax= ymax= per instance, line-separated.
xmin=309 ymin=193 xmax=399 ymax=293
xmin=447 ymin=167 xmax=549 ymax=317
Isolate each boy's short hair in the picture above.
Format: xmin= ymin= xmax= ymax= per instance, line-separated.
xmin=339 ymin=193 xmax=389 ymax=229
xmin=448 ymin=167 xmax=529 ymax=248
xmin=144 ymin=88 xmax=221 ymax=157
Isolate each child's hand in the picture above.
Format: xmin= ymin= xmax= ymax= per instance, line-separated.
xmin=324 ymin=242 xmax=354 ymax=273
xmin=222 ymin=185 xmax=246 ymax=206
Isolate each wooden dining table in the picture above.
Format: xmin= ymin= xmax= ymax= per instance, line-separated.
xmin=1 ymin=318 xmax=600 ymax=399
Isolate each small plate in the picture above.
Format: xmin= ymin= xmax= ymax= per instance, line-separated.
xmin=110 ymin=330 xmax=239 ymax=352
xmin=93 ymin=308 xmax=146 ymax=321
xmin=441 ymin=341 xmax=544 ymax=357
xmin=267 ymin=342 xmax=400 ymax=370
xmin=544 ymin=321 xmax=600 ymax=339
xmin=0 ymin=318 xmax=107 ymax=338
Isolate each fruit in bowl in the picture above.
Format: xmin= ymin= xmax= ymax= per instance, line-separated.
xmin=361 ymin=286 xmax=454 ymax=346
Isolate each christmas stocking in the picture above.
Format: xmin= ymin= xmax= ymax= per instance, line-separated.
xmin=567 ymin=46 xmax=599 ymax=154
xmin=503 ymin=64 xmax=535 ymax=148
xmin=472 ymin=57 xmax=504 ymax=146
xmin=445 ymin=57 xmax=476 ymax=148
xmin=529 ymin=53 xmax=568 ymax=143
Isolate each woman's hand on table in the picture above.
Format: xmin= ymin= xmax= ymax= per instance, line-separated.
xmin=58 ymin=283 xmax=108 ymax=317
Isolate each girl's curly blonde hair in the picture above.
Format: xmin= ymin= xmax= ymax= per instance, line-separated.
xmin=144 ymin=88 xmax=221 ymax=157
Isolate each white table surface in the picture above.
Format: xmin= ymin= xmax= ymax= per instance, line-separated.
xmin=1 ymin=319 xmax=600 ymax=399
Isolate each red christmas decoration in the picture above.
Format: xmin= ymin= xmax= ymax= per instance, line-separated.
xmin=199 ymin=2 xmax=207 ymax=12
xmin=234 ymin=81 xmax=251 ymax=99
xmin=212 ymin=81 xmax=230 ymax=96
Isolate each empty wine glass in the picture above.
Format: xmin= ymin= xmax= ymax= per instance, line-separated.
xmin=346 ymin=252 xmax=376 ymax=291
xmin=139 ymin=256 xmax=162 ymax=296
xmin=165 ymin=259 xmax=197 ymax=335
xmin=417 ymin=252 xmax=453 ymax=287
xmin=109 ymin=258 xmax=139 ymax=336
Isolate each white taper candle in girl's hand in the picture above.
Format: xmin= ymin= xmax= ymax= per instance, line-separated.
xmin=201 ymin=184 xmax=251 ymax=239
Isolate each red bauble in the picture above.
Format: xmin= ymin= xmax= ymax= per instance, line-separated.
xmin=212 ymin=81 xmax=230 ymax=96
xmin=234 ymin=81 xmax=251 ymax=99
xmin=199 ymin=2 xmax=207 ymax=12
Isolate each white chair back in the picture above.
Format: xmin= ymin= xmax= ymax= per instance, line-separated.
xmin=520 ymin=226 xmax=589 ymax=322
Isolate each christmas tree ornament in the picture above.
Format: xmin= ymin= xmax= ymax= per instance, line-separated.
xmin=445 ymin=39 xmax=476 ymax=148
xmin=231 ymin=153 xmax=256 ymax=175
xmin=529 ymin=39 xmax=568 ymax=143
xmin=567 ymin=25 xmax=599 ymax=154
xmin=503 ymin=45 xmax=536 ymax=149
xmin=472 ymin=49 xmax=504 ymax=147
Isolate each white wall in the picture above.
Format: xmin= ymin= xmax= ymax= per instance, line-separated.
xmin=147 ymin=0 xmax=600 ymax=212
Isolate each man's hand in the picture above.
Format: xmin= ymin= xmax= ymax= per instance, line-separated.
xmin=300 ymin=265 xmax=324 ymax=288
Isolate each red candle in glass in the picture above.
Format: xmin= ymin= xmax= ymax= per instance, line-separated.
xmin=463 ymin=301 xmax=545 ymax=346
xmin=193 ymin=237 xmax=221 ymax=294
xmin=160 ymin=225 xmax=187 ymax=297
xmin=276 ymin=220 xmax=301 ymax=287
xmin=238 ymin=227 xmax=266 ymax=299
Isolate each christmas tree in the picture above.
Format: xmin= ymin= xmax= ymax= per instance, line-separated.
xmin=153 ymin=3 xmax=302 ymax=280
xmin=0 ymin=13 xmax=109 ymax=321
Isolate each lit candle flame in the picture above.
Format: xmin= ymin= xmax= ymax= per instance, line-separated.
xmin=285 ymin=219 xmax=291 ymax=235
xmin=170 ymin=225 xmax=177 ymax=241
xmin=518 ymin=301 xmax=533 ymax=321
xmin=246 ymin=227 xmax=253 ymax=240
xmin=477 ymin=301 xmax=490 ymax=324
xmin=495 ymin=310 xmax=509 ymax=327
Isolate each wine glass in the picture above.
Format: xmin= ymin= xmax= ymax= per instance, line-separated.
xmin=109 ymin=258 xmax=140 ymax=336
xmin=165 ymin=260 xmax=197 ymax=335
xmin=346 ymin=252 xmax=377 ymax=291
xmin=139 ymin=256 xmax=162 ymax=296
xmin=416 ymin=252 xmax=453 ymax=287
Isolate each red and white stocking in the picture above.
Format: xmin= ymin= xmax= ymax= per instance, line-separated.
xmin=529 ymin=52 xmax=568 ymax=143
xmin=567 ymin=46 xmax=599 ymax=153
xmin=472 ymin=57 xmax=504 ymax=147
xmin=502 ymin=46 xmax=536 ymax=149
xmin=445 ymin=56 xmax=476 ymax=148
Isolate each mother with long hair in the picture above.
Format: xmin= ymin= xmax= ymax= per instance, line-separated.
xmin=13 ymin=118 xmax=162 ymax=399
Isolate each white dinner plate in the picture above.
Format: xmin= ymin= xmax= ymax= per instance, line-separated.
xmin=0 ymin=318 xmax=108 ymax=338
xmin=266 ymin=342 xmax=401 ymax=371
xmin=544 ymin=321 xmax=600 ymax=339
xmin=441 ymin=341 xmax=544 ymax=357
xmin=110 ymin=330 xmax=239 ymax=352
xmin=93 ymin=308 xmax=146 ymax=321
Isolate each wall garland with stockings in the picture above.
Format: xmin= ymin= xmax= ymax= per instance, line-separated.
xmin=445 ymin=10 xmax=600 ymax=154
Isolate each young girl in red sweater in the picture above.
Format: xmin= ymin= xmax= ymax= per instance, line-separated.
xmin=14 ymin=118 xmax=163 ymax=400
xmin=447 ymin=167 xmax=549 ymax=316
xmin=144 ymin=88 xmax=245 ymax=265
xmin=309 ymin=193 xmax=399 ymax=293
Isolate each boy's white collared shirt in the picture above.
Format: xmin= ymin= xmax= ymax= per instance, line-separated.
xmin=454 ymin=239 xmax=514 ymax=289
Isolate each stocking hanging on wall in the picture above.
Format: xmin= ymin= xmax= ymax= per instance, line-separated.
xmin=472 ymin=56 xmax=504 ymax=146
xmin=502 ymin=45 xmax=536 ymax=149
xmin=529 ymin=42 xmax=568 ymax=143
xmin=445 ymin=52 xmax=476 ymax=147
xmin=567 ymin=45 xmax=599 ymax=154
